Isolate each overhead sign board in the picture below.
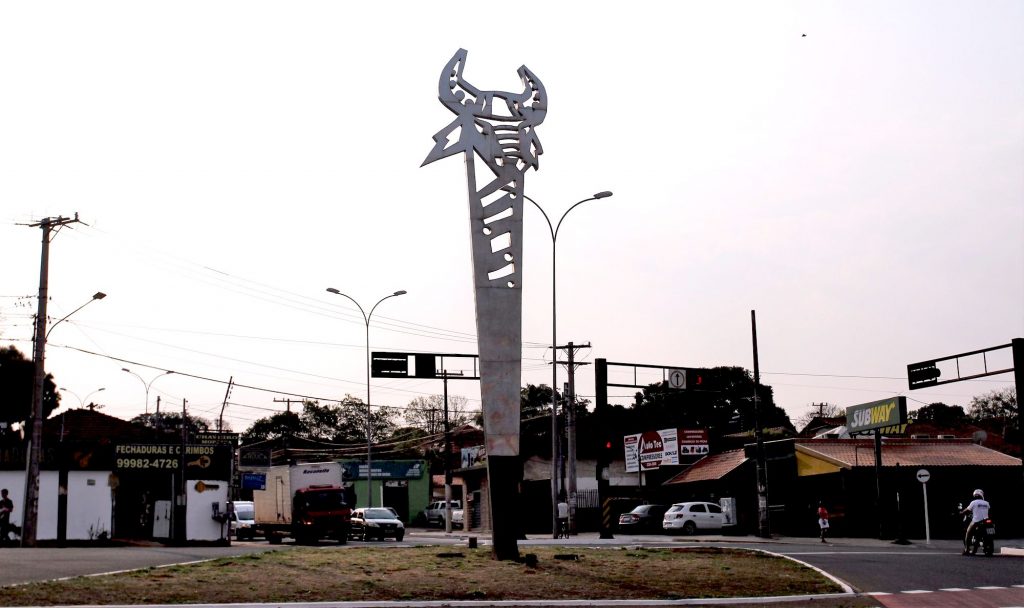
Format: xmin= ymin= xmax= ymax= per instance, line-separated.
xmin=907 ymin=361 xmax=941 ymax=389
xmin=845 ymin=397 xmax=907 ymax=435
xmin=371 ymin=351 xmax=480 ymax=379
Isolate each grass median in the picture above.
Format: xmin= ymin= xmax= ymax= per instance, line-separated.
xmin=0 ymin=545 xmax=848 ymax=605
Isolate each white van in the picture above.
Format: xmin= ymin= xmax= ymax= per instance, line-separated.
xmin=230 ymin=501 xmax=256 ymax=540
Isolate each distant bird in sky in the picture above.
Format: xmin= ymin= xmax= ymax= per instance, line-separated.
xmin=802 ymin=33 xmax=807 ymax=37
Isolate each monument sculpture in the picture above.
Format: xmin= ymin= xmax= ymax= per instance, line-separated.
xmin=423 ymin=49 xmax=546 ymax=559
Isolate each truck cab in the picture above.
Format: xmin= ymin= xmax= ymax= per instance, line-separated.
xmin=290 ymin=485 xmax=351 ymax=544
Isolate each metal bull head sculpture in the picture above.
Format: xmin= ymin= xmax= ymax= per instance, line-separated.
xmin=422 ymin=49 xmax=546 ymax=459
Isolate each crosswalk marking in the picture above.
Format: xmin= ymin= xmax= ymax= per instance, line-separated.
xmin=902 ymin=590 xmax=933 ymax=594
xmin=939 ymin=588 xmax=970 ymax=591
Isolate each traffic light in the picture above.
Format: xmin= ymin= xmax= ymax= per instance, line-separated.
xmin=907 ymin=362 xmax=941 ymax=389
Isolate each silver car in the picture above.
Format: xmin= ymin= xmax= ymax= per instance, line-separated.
xmin=662 ymin=501 xmax=728 ymax=535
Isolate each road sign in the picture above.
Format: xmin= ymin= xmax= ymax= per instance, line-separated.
xmin=667 ymin=368 xmax=686 ymax=389
xmin=916 ymin=469 xmax=930 ymax=483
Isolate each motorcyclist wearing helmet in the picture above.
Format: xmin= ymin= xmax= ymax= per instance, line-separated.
xmin=960 ymin=489 xmax=990 ymax=554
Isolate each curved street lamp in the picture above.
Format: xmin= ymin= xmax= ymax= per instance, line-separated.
xmin=121 ymin=368 xmax=175 ymax=415
xmin=25 ymin=291 xmax=106 ymax=547
xmin=522 ymin=191 xmax=612 ymax=538
xmin=325 ymin=287 xmax=407 ymax=508
xmin=59 ymin=387 xmax=105 ymax=409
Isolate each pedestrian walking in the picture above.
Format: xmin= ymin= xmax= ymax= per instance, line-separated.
xmin=0 ymin=489 xmax=13 ymax=546
xmin=817 ymin=502 xmax=829 ymax=543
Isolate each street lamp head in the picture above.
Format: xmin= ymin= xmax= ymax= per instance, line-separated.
xmin=593 ymin=191 xmax=613 ymax=199
xmin=121 ymin=367 xmax=131 ymax=373
xmin=96 ymin=388 xmax=106 ymax=393
xmin=393 ymin=290 xmax=408 ymax=296
xmin=92 ymin=292 xmax=107 ymax=300
xmin=326 ymin=287 xmax=341 ymax=295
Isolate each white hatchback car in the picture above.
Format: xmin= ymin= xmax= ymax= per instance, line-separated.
xmin=662 ymin=501 xmax=729 ymax=535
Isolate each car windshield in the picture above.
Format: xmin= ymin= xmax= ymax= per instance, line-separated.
xmin=234 ymin=506 xmax=254 ymax=519
xmin=364 ymin=508 xmax=395 ymax=519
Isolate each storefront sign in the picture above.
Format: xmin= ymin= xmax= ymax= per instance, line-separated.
xmin=114 ymin=444 xmax=232 ymax=479
xmin=342 ymin=460 xmax=424 ymax=480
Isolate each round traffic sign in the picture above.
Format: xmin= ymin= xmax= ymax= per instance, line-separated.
xmin=668 ymin=368 xmax=686 ymax=389
xmin=916 ymin=469 xmax=930 ymax=483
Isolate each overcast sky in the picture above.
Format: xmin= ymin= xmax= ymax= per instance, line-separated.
xmin=2 ymin=1 xmax=1021 ymax=435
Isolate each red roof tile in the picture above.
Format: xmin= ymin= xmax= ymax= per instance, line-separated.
xmin=795 ymin=438 xmax=1022 ymax=468
xmin=664 ymin=449 xmax=748 ymax=484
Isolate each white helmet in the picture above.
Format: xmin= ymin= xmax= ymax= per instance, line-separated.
xmin=973 ymin=489 xmax=984 ymax=499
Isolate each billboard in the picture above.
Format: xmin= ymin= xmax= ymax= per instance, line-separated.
xmin=624 ymin=428 xmax=707 ymax=473
xmin=846 ymin=397 xmax=908 ymax=435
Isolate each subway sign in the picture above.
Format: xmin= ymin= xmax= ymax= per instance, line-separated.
xmin=845 ymin=397 xmax=907 ymax=435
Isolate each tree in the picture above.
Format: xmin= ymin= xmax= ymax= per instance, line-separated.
xmin=911 ymin=402 xmax=968 ymax=426
xmin=632 ymin=366 xmax=794 ymax=443
xmin=241 ymin=410 xmax=305 ymax=444
xmin=130 ymin=411 xmax=212 ymax=436
xmin=968 ymin=388 xmax=1018 ymax=421
xmin=404 ymin=394 xmax=472 ymax=435
xmin=0 ymin=345 xmax=60 ymax=433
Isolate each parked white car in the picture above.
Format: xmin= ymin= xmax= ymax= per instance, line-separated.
xmin=451 ymin=506 xmax=464 ymax=529
xmin=422 ymin=500 xmax=462 ymax=527
xmin=662 ymin=501 xmax=730 ymax=535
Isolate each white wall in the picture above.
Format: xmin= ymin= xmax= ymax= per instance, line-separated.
xmin=186 ymin=480 xmax=229 ymax=541
xmin=0 ymin=470 xmax=112 ymax=541
xmin=66 ymin=471 xmax=112 ymax=540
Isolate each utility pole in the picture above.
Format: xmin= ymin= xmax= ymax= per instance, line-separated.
xmin=273 ymin=397 xmax=304 ymax=413
xmin=440 ymin=370 xmax=463 ymax=533
xmin=751 ymin=310 xmax=770 ymax=539
xmin=218 ymin=377 xmax=234 ymax=432
xmin=22 ymin=214 xmax=81 ymax=547
xmin=555 ymin=341 xmax=589 ymax=534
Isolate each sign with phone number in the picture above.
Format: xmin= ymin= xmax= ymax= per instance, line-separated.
xmin=114 ymin=444 xmax=232 ymax=479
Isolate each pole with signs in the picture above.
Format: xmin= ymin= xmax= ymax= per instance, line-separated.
xmin=917 ymin=469 xmax=931 ymax=544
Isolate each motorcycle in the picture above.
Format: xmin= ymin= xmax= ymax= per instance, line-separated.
xmin=960 ymin=504 xmax=995 ymax=556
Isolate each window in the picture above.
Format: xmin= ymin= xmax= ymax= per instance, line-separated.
xmin=690 ymin=504 xmax=707 ymax=513
xmin=707 ymin=504 xmax=722 ymax=514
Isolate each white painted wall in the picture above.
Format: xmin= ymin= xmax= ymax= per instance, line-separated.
xmin=66 ymin=471 xmax=112 ymax=540
xmin=0 ymin=470 xmax=113 ymax=540
xmin=186 ymin=480 xmax=229 ymax=541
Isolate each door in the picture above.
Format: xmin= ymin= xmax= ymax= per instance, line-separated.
xmin=152 ymin=500 xmax=172 ymax=538
xmin=704 ymin=503 xmax=723 ymax=530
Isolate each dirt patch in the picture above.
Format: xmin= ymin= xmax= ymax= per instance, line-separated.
xmin=0 ymin=546 xmax=846 ymax=605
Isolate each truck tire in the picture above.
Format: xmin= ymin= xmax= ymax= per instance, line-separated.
xmin=268 ymin=534 xmax=282 ymax=545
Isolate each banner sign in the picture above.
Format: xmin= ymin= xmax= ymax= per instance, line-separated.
xmin=679 ymin=429 xmax=709 ymax=457
xmin=342 ymin=460 xmax=425 ymax=480
xmin=460 ymin=445 xmax=487 ymax=469
xmin=846 ymin=397 xmax=908 ymax=435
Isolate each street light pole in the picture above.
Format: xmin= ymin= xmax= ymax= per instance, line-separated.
xmin=522 ymin=191 xmax=612 ymax=538
xmin=24 ymin=290 xmax=105 ymax=547
xmin=326 ymin=287 xmax=407 ymax=508
xmin=122 ymin=368 xmax=175 ymax=415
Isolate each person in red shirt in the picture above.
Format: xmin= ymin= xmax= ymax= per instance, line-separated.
xmin=817 ymin=502 xmax=829 ymax=543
